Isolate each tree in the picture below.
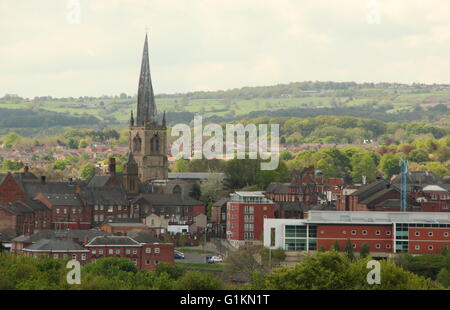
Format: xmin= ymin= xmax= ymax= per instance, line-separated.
xmin=78 ymin=139 xmax=88 ymax=149
xmin=172 ymin=158 xmax=189 ymax=172
xmin=67 ymin=138 xmax=78 ymax=149
xmin=254 ymin=252 xmax=439 ymax=290
xmin=359 ymin=243 xmax=370 ymax=258
xmin=155 ymin=263 xmax=183 ymax=280
xmin=344 ymin=239 xmax=354 ymax=260
xmin=1 ymin=160 xmax=23 ymax=172
xmin=280 ymin=149 xmax=293 ymax=160
xmin=3 ymin=132 xmax=20 ymax=148
xmin=200 ymin=175 xmax=224 ymax=206
xmin=224 ymin=246 xmax=269 ymax=281
xmin=175 ymin=271 xmax=225 ymax=290
xmin=434 ymin=146 xmax=450 ymax=162
xmin=350 ymin=153 xmax=377 ymax=183
xmin=80 ymin=163 xmax=95 ymax=179
xmin=53 ymin=160 xmax=69 ymax=171
xmin=426 ymin=162 xmax=449 ymax=178
xmin=406 ymin=149 xmax=429 ymax=163
xmin=178 ymin=234 xmax=187 ymax=247
xmin=163 ymin=234 xmax=174 ymax=244
xmin=332 ymin=241 xmax=340 ymax=252
xmin=437 ymin=268 xmax=450 ymax=288
xmin=379 ymin=153 xmax=401 ymax=180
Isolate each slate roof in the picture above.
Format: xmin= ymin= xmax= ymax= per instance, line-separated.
xmin=136 ymin=194 xmax=204 ymax=207
xmin=376 ymin=199 xmax=401 ymax=208
xmin=19 ymin=200 xmax=50 ymax=211
xmin=86 ymin=236 xmax=141 ymax=246
xmin=22 ymin=181 xmax=78 ymax=197
xmin=392 ymin=171 xmax=442 ymax=186
xmin=1 ymin=202 xmax=33 ymax=215
xmin=349 ymin=180 xmax=388 ymax=201
xmin=359 ymin=186 xmax=399 ymax=205
xmin=79 ymin=187 xmax=128 ymax=206
xmin=127 ymin=231 xmax=160 ymax=244
xmin=12 ymin=229 xmax=109 ymax=243
xmin=87 ymin=175 xmax=112 ymax=187
xmin=266 ymin=182 xmax=291 ymax=194
xmin=43 ymin=193 xmax=83 ymax=206
xmin=23 ymin=239 xmax=88 ymax=252
xmin=212 ymin=197 xmax=229 ymax=207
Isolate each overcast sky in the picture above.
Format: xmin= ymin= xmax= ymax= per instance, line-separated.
xmin=1 ymin=0 xmax=449 ymax=98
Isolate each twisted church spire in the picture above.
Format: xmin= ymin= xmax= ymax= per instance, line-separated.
xmin=136 ymin=33 xmax=157 ymax=126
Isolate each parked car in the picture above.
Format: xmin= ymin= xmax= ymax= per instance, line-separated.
xmin=174 ymin=251 xmax=185 ymax=259
xmin=207 ymin=255 xmax=223 ymax=264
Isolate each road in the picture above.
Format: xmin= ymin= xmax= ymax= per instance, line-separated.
xmin=175 ymin=252 xmax=210 ymax=264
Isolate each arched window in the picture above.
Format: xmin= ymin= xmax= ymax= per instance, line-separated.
xmin=173 ymin=185 xmax=182 ymax=195
xmin=133 ymin=135 xmax=142 ymax=152
xmin=150 ymin=135 xmax=160 ymax=154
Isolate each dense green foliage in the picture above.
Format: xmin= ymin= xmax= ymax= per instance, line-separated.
xmin=251 ymin=251 xmax=440 ymax=290
xmin=0 ymin=251 xmax=447 ymax=290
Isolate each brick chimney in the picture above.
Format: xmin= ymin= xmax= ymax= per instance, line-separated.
xmin=40 ymin=176 xmax=46 ymax=184
xmin=24 ymin=165 xmax=29 ymax=173
xmin=109 ymin=157 xmax=116 ymax=176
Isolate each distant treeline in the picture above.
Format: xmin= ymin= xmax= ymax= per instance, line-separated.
xmin=157 ymin=81 xmax=448 ymax=100
xmin=207 ymin=105 xmax=449 ymax=124
xmin=0 ymin=108 xmax=101 ymax=128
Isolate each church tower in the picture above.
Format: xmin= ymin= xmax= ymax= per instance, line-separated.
xmin=129 ymin=34 xmax=168 ymax=182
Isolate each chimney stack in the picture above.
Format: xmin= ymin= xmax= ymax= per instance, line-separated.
xmin=24 ymin=165 xmax=29 ymax=173
xmin=41 ymin=176 xmax=46 ymax=184
xmin=109 ymin=157 xmax=116 ymax=176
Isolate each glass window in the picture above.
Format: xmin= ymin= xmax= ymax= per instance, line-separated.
xmin=145 ymin=248 xmax=151 ymax=254
xmin=155 ymin=248 xmax=160 ymax=254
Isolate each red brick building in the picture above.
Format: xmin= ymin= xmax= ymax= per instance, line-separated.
xmin=85 ymin=235 xmax=174 ymax=271
xmin=0 ymin=200 xmax=51 ymax=238
xmin=34 ymin=193 xmax=91 ymax=230
xmin=0 ymin=172 xmax=27 ymax=204
xmin=264 ymin=211 xmax=450 ymax=256
xmin=22 ymin=239 xmax=90 ymax=263
xmin=227 ymin=191 xmax=275 ymax=248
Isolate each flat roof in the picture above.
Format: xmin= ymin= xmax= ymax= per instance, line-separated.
xmin=265 ymin=211 xmax=450 ymax=225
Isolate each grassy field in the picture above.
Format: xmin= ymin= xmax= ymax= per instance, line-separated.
xmin=2 ymin=86 xmax=450 ymax=125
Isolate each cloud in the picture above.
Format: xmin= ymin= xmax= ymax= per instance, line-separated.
xmin=0 ymin=0 xmax=449 ymax=97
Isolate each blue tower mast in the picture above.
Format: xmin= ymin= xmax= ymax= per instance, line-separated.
xmin=400 ymin=160 xmax=408 ymax=212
